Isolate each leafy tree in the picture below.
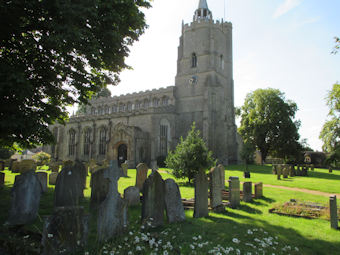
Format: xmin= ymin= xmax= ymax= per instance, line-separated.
xmin=320 ymin=83 xmax=340 ymax=155
xmin=331 ymin=36 xmax=340 ymax=54
xmin=240 ymin=141 xmax=255 ymax=171
xmin=0 ymin=147 xmax=14 ymax=159
xmin=238 ymin=88 xmax=301 ymax=162
xmin=32 ymin=151 xmax=51 ymax=166
xmin=165 ymin=123 xmax=216 ymax=184
xmin=0 ymin=0 xmax=151 ymax=149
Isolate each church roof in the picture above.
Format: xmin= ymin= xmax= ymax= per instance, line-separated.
xmin=198 ymin=0 xmax=209 ymax=9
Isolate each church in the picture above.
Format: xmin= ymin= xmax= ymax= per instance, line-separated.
xmin=46 ymin=0 xmax=240 ymax=167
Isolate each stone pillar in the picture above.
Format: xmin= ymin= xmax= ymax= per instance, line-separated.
xmin=194 ymin=169 xmax=209 ymax=218
xmin=228 ymin=177 xmax=240 ymax=209
xmin=330 ymin=195 xmax=338 ymax=230
xmin=254 ymin=182 xmax=263 ymax=198
xmin=243 ymin=182 xmax=252 ymax=202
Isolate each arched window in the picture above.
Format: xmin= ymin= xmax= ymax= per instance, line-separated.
xmin=153 ymin=98 xmax=159 ymax=107
xmin=83 ymin=128 xmax=91 ymax=155
xmin=127 ymin=102 xmax=132 ymax=111
xmin=68 ymin=129 xmax=76 ymax=156
xmin=112 ymin=105 xmax=118 ymax=113
xmin=135 ymin=101 xmax=140 ymax=110
xmin=162 ymin=97 xmax=169 ymax=106
xmin=104 ymin=105 xmax=110 ymax=114
xmin=220 ymin=54 xmax=224 ymax=69
xmin=91 ymin=107 xmax=96 ymax=115
xmin=144 ymin=99 xmax=149 ymax=108
xmin=99 ymin=128 xmax=107 ymax=155
xmin=191 ymin=53 xmax=197 ymax=68
xmin=160 ymin=119 xmax=170 ymax=156
xmin=98 ymin=106 xmax=103 ymax=115
xmin=119 ymin=103 xmax=126 ymax=112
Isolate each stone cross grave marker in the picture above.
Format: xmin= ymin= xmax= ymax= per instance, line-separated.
xmin=209 ymin=167 xmax=224 ymax=212
xmin=164 ymin=178 xmax=186 ymax=223
xmin=194 ymin=169 xmax=209 ymax=218
xmin=6 ymin=171 xmax=42 ymax=226
xmin=141 ymin=171 xmax=165 ymax=228
xmin=136 ymin=163 xmax=149 ymax=191
xmin=228 ymin=176 xmax=240 ymax=209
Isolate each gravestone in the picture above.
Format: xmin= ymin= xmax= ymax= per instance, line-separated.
xmin=276 ymin=165 xmax=281 ymax=180
xmin=11 ymin=161 xmax=20 ymax=173
xmin=329 ymin=166 xmax=333 ymax=173
xmin=49 ymin=172 xmax=58 ymax=185
xmin=217 ymin=164 xmax=225 ymax=190
xmin=244 ymin=171 xmax=251 ymax=178
xmin=209 ymin=167 xmax=224 ymax=212
xmin=121 ymin=162 xmax=128 ymax=177
xmin=329 ymin=195 xmax=338 ymax=230
xmin=282 ymin=165 xmax=288 ymax=178
xmin=90 ymin=167 xmax=110 ymax=209
xmin=136 ymin=163 xmax=148 ymax=190
xmin=301 ymin=166 xmax=308 ymax=176
xmin=0 ymin=172 xmax=4 ymax=188
xmin=19 ymin=159 xmax=37 ymax=174
xmin=254 ymin=182 xmax=263 ymax=198
xmin=0 ymin=160 xmax=4 ymax=170
xmin=311 ymin=164 xmax=315 ymax=171
xmin=41 ymin=206 xmax=89 ymax=255
xmin=124 ymin=186 xmax=140 ymax=206
xmin=243 ymin=182 xmax=252 ymax=202
xmin=194 ymin=169 xmax=209 ymax=218
xmin=6 ymin=171 xmax=42 ymax=226
xmin=37 ymin=172 xmax=48 ymax=193
xmin=49 ymin=162 xmax=60 ymax=173
xmin=289 ymin=165 xmax=295 ymax=177
xmin=228 ymin=176 xmax=240 ymax=209
xmin=74 ymin=160 xmax=87 ymax=190
xmin=164 ymin=178 xmax=186 ymax=223
xmin=97 ymin=160 xmax=127 ymax=242
xmin=54 ymin=165 xmax=83 ymax=207
xmin=272 ymin=165 xmax=277 ymax=175
xmin=141 ymin=171 xmax=165 ymax=227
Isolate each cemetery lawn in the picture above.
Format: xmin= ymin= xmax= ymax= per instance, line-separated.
xmin=0 ymin=167 xmax=339 ymax=254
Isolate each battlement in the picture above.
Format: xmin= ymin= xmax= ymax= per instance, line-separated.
xmin=183 ymin=18 xmax=232 ymax=33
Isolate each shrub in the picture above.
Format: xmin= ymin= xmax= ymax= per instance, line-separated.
xmin=32 ymin=151 xmax=51 ymax=166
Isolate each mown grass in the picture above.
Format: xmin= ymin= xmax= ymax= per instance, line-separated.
xmin=0 ymin=166 xmax=339 ymax=254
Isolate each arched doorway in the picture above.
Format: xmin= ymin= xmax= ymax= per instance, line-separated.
xmin=117 ymin=144 xmax=127 ymax=167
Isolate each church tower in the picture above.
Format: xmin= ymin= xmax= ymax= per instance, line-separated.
xmin=175 ymin=0 xmax=238 ymax=163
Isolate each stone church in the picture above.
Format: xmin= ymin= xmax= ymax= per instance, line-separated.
xmin=47 ymin=0 xmax=240 ymax=167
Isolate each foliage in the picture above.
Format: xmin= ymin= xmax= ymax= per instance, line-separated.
xmin=165 ymin=123 xmax=215 ymax=183
xmin=320 ymin=83 xmax=340 ymax=155
xmin=32 ymin=151 xmax=51 ymax=166
xmin=238 ymin=88 xmax=301 ymax=162
xmin=240 ymin=141 xmax=255 ymax=165
xmin=0 ymin=147 xmax=14 ymax=159
xmin=331 ymin=36 xmax=340 ymax=54
xmin=0 ymin=0 xmax=151 ymax=149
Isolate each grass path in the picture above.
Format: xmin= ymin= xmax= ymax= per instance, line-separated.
xmin=262 ymin=184 xmax=340 ymax=197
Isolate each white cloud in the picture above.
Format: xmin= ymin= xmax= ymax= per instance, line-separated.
xmin=273 ymin=0 xmax=303 ymax=18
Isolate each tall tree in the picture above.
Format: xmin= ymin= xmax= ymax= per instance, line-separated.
xmin=238 ymin=88 xmax=301 ymax=162
xmin=0 ymin=0 xmax=151 ymax=149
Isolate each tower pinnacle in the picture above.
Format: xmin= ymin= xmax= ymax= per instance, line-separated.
xmin=194 ymin=0 xmax=212 ymax=21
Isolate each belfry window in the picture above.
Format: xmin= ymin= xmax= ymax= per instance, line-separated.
xmin=68 ymin=129 xmax=76 ymax=156
xmin=191 ymin=53 xmax=197 ymax=68
xmin=99 ymin=128 xmax=107 ymax=155
xmin=160 ymin=119 xmax=170 ymax=157
xmin=83 ymin=129 xmax=91 ymax=156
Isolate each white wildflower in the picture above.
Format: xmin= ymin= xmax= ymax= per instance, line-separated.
xmin=232 ymin=238 xmax=240 ymax=244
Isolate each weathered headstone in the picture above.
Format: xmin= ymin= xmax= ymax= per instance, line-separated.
xmin=282 ymin=165 xmax=288 ymax=178
xmin=164 ymin=179 xmax=186 ymax=223
xmin=136 ymin=163 xmax=148 ymax=190
xmin=90 ymin=167 xmax=110 ymax=209
xmin=209 ymin=167 xmax=224 ymax=212
xmin=124 ymin=186 xmax=140 ymax=206
xmin=141 ymin=171 xmax=165 ymax=227
xmin=6 ymin=171 xmax=42 ymax=226
xmin=121 ymin=162 xmax=128 ymax=177
xmin=272 ymin=165 xmax=277 ymax=175
xmin=0 ymin=172 xmax=4 ymax=188
xmin=37 ymin=172 xmax=48 ymax=193
xmin=277 ymin=165 xmax=281 ymax=180
xmin=289 ymin=165 xmax=295 ymax=177
xmin=329 ymin=166 xmax=333 ymax=173
xmin=243 ymin=182 xmax=252 ymax=202
xmin=244 ymin=171 xmax=251 ymax=178
xmin=41 ymin=206 xmax=89 ymax=255
xmin=54 ymin=165 xmax=83 ymax=207
xmin=97 ymin=160 xmax=127 ymax=242
xmin=228 ymin=176 xmax=240 ymax=209
xmin=49 ymin=172 xmax=58 ymax=185
xmin=254 ymin=182 xmax=263 ymax=198
xmin=74 ymin=160 xmax=87 ymax=190
xmin=0 ymin=160 xmax=4 ymax=170
xmin=217 ymin=164 xmax=225 ymax=190
xmin=194 ymin=169 xmax=209 ymax=218
xmin=329 ymin=195 xmax=338 ymax=230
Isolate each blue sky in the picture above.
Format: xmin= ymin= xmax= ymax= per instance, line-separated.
xmin=108 ymin=0 xmax=340 ymax=151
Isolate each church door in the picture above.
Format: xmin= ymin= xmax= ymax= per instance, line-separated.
xmin=117 ymin=144 xmax=127 ymax=167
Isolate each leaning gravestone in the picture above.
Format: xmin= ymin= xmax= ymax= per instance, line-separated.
xmin=142 ymin=171 xmax=165 ymax=227
xmin=6 ymin=171 xmax=42 ymax=226
xmin=194 ymin=169 xmax=209 ymax=218
xmin=97 ymin=160 xmax=127 ymax=242
xmin=243 ymin=182 xmax=252 ymax=202
xmin=254 ymin=182 xmax=263 ymax=198
xmin=209 ymin=167 xmax=224 ymax=212
xmin=228 ymin=176 xmax=240 ymax=209
xmin=329 ymin=195 xmax=338 ymax=230
xmin=36 ymin=172 xmax=48 ymax=193
xmin=90 ymin=167 xmax=110 ymax=209
xmin=41 ymin=206 xmax=89 ymax=255
xmin=49 ymin=172 xmax=58 ymax=185
xmin=164 ymin=178 xmax=185 ymax=223
xmin=19 ymin=159 xmax=37 ymax=174
xmin=121 ymin=162 xmax=128 ymax=177
xmin=217 ymin=164 xmax=225 ymax=190
xmin=124 ymin=186 xmax=140 ymax=206
xmin=136 ymin=163 xmax=149 ymax=190
xmin=54 ymin=165 xmax=83 ymax=207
